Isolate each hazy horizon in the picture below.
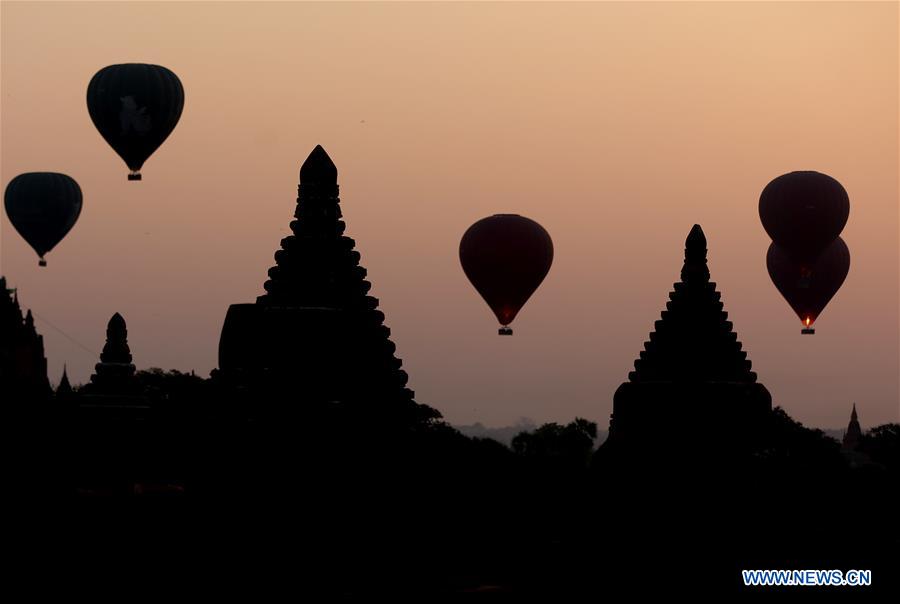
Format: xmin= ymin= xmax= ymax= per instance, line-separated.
xmin=2 ymin=1 xmax=897 ymax=429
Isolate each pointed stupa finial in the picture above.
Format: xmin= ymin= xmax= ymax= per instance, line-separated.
xmin=686 ymin=224 xmax=707 ymax=258
xmin=850 ymin=403 xmax=857 ymax=421
xmin=25 ymin=309 xmax=35 ymax=330
xmin=57 ymin=364 xmax=72 ymax=396
xmin=299 ymin=145 xmax=338 ymax=186
xmin=681 ymin=224 xmax=710 ymax=284
xmin=100 ymin=312 xmax=132 ymax=364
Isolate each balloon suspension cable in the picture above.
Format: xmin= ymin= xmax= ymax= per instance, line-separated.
xmin=128 ymin=171 xmax=142 ymax=181
xmin=498 ymin=326 xmax=513 ymax=336
xmin=31 ymin=311 xmax=99 ymax=359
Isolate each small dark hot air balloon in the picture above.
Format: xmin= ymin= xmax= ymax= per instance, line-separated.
xmin=4 ymin=173 xmax=82 ymax=267
xmin=759 ymin=171 xmax=849 ymax=263
xmin=87 ymin=64 xmax=184 ymax=181
xmin=766 ymin=237 xmax=850 ymax=334
xmin=459 ymin=214 xmax=553 ymax=335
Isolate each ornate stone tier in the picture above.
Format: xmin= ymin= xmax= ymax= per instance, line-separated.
xmin=217 ymin=146 xmax=421 ymax=415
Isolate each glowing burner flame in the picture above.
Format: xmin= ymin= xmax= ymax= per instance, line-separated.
xmin=804 ymin=317 xmax=812 ymax=327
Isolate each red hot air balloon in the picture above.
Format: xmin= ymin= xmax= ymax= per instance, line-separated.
xmin=4 ymin=172 xmax=82 ymax=267
xmin=759 ymin=171 xmax=849 ymax=263
xmin=459 ymin=214 xmax=553 ymax=335
xmin=766 ymin=237 xmax=850 ymax=334
xmin=87 ymin=64 xmax=185 ymax=181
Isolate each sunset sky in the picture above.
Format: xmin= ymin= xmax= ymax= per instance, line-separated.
xmin=2 ymin=1 xmax=897 ymax=429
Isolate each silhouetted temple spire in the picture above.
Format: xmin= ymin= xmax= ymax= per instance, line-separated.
xmin=100 ymin=313 xmax=133 ymax=365
xmin=599 ymin=225 xmax=771 ymax=467
xmin=258 ymin=145 xmax=357 ymax=305
xmin=217 ymin=146 xmax=435 ymax=424
xmin=56 ymin=365 xmax=73 ymax=398
xmin=842 ymin=403 xmax=862 ymax=451
xmin=299 ymin=144 xmax=338 ymax=186
xmin=681 ymin=224 xmax=710 ymax=284
xmin=89 ymin=312 xmax=137 ymax=392
xmin=628 ymin=224 xmax=756 ymax=384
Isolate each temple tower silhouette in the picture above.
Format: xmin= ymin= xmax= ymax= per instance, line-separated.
xmin=0 ymin=277 xmax=50 ymax=403
xmin=842 ymin=403 xmax=862 ymax=451
xmin=599 ymin=225 xmax=772 ymax=465
xmin=89 ymin=313 xmax=137 ymax=391
xmin=216 ymin=146 xmax=433 ymax=423
xmin=78 ymin=313 xmax=147 ymax=414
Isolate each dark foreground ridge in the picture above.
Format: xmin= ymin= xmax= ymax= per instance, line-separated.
xmin=5 ymin=156 xmax=898 ymax=597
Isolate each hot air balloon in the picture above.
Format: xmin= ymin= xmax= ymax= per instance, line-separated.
xmin=759 ymin=171 xmax=849 ymax=262
xmin=459 ymin=214 xmax=553 ymax=335
xmin=4 ymin=173 xmax=82 ymax=267
xmin=87 ymin=64 xmax=184 ymax=181
xmin=766 ymin=237 xmax=850 ymax=334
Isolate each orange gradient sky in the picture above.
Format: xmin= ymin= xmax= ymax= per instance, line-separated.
xmin=2 ymin=1 xmax=897 ymax=429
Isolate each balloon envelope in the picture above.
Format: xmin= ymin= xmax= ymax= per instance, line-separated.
xmin=766 ymin=237 xmax=850 ymax=328
xmin=759 ymin=171 xmax=849 ymax=262
xmin=4 ymin=172 xmax=82 ymax=265
xmin=87 ymin=63 xmax=184 ymax=180
xmin=459 ymin=214 xmax=553 ymax=330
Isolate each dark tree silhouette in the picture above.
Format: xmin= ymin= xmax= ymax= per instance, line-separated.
xmin=859 ymin=423 xmax=900 ymax=472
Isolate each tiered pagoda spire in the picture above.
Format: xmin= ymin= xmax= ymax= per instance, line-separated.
xmin=217 ymin=146 xmax=430 ymax=422
xmin=628 ymin=225 xmax=757 ymax=384
xmin=258 ymin=145 xmax=370 ymax=309
xmin=88 ymin=312 xmax=138 ymax=393
xmin=600 ymin=226 xmax=772 ymax=464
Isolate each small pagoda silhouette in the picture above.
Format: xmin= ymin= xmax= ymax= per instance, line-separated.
xmin=598 ymin=225 xmax=772 ymax=466
xmin=215 ymin=146 xmax=435 ymax=424
xmin=79 ymin=313 xmax=147 ymax=412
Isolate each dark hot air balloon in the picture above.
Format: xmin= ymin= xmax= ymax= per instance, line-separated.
xmin=766 ymin=237 xmax=850 ymax=334
xmin=4 ymin=172 xmax=82 ymax=267
xmin=87 ymin=64 xmax=184 ymax=180
xmin=759 ymin=171 xmax=849 ymax=262
xmin=459 ymin=214 xmax=553 ymax=335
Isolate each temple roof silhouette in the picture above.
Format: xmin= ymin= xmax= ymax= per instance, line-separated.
xmin=627 ymin=224 xmax=757 ymax=384
xmin=599 ymin=225 xmax=772 ymax=465
xmin=257 ymin=144 xmax=365 ymax=307
xmin=217 ymin=146 xmax=429 ymax=420
xmin=0 ymin=276 xmax=50 ymax=401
